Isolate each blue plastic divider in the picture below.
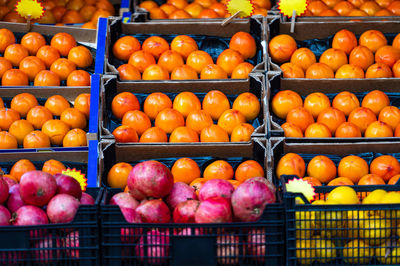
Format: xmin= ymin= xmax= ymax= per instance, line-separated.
xmin=95 ymin=17 xmax=108 ymax=74
xmin=120 ymin=0 xmax=130 ymax=8
xmin=89 ymin=74 xmax=100 ymax=135
xmin=122 ymin=12 xmax=132 ymax=22
xmin=87 ymin=139 xmax=98 ymax=187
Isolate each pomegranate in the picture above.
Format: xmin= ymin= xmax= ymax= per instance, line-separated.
xmin=198 ymin=179 xmax=235 ymax=201
xmin=110 ymin=192 xmax=139 ymax=209
xmin=64 ymin=231 xmax=79 ymax=258
xmin=11 ymin=205 xmax=48 ymax=226
xmin=127 ymin=160 xmax=173 ymax=199
xmin=135 ymin=230 xmax=170 ymax=264
xmin=244 ymin=176 xmax=277 ymax=194
xmin=177 ymin=227 xmax=204 ymax=236
xmin=128 ymin=186 xmax=147 ymax=201
xmin=33 ymin=235 xmax=62 ymax=264
xmin=7 ymin=184 xmax=25 ymax=213
xmin=121 ymin=227 xmax=143 ymax=244
xmin=47 ymin=194 xmax=80 ymax=224
xmin=247 ymin=229 xmax=266 ymax=263
xmin=165 ymin=182 xmax=197 ymax=210
xmin=80 ymin=192 xmax=95 ymax=205
xmin=3 ymin=177 xmax=17 ymax=190
xmin=195 ymin=197 xmax=232 ymax=223
xmin=0 ymin=251 xmax=25 ymax=265
xmin=135 ymin=199 xmax=171 ymax=223
xmin=0 ymin=177 xmax=8 ymax=204
xmin=54 ymin=173 xmax=82 ymax=199
xmin=231 ymin=180 xmax=275 ymax=222
xmin=19 ymin=171 xmax=57 ymax=206
xmin=120 ymin=206 xmax=142 ymax=224
xmin=0 ymin=205 xmax=10 ymax=225
xmin=173 ymin=200 xmax=200 ymax=223
xmin=217 ymin=234 xmax=244 ymax=265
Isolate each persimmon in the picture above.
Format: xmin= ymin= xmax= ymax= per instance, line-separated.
xmin=327 ymin=177 xmax=354 ymax=186
xmin=173 ymin=91 xmax=201 ymax=118
xmin=186 ymin=110 xmax=213 ymax=134
xmin=149 ymin=8 xmax=168 ymax=19
xmin=112 ymin=125 xmax=139 ymax=143
xmin=33 ymin=70 xmax=61 ymax=86
xmin=67 ymin=70 xmax=91 ymax=86
xmin=335 ymin=122 xmax=362 ymax=137
xmin=50 ymin=58 xmax=76 ymax=81
xmin=190 ymin=178 xmax=207 ymax=196
xmin=142 ymin=64 xmax=169 ymax=80
xmin=333 ymin=1 xmax=355 ymax=16
xmin=154 ymin=108 xmax=185 ymax=133
xmin=63 ymin=128 xmax=87 ymax=147
xmin=234 ymin=160 xmax=264 ymax=182
xmin=52 ymin=6 xmax=67 ymax=22
xmin=183 ymin=2 xmax=203 ymax=17
xmin=347 ymin=9 xmax=368 ymax=16
xmin=252 ymin=8 xmax=268 ymax=16
xmin=23 ymin=130 xmax=51 ymax=148
xmin=112 ymin=36 xmax=141 ymax=62
xmin=169 ymin=10 xmax=192 ymax=19
xmin=387 ymin=0 xmax=400 ymax=14
xmin=360 ymin=1 xmax=381 ymax=15
xmin=280 ymin=62 xmax=304 ymax=78
xmin=200 ymin=64 xmax=228 ymax=79
xmin=42 ymin=159 xmax=66 ymax=176
xmin=171 ymin=158 xmax=201 ymax=184
xmin=388 ymin=174 xmax=400 ymax=185
xmin=317 ymin=107 xmax=346 ymax=135
xmin=1 ymin=69 xmax=29 ymax=86
xmin=36 ymin=45 xmax=60 ymax=69
xmin=268 ymin=34 xmax=297 ymax=64
xmin=26 ymin=106 xmax=53 ymax=130
xmin=45 ymin=95 xmax=70 ymax=116
xmin=200 ymin=124 xmax=229 ymax=142
xmin=378 ymin=106 xmax=400 ymax=130
xmin=307 ymin=155 xmax=337 ymax=184
xmin=304 ymin=92 xmax=331 ymax=118
xmin=121 ymin=110 xmax=151 ymax=136
xmin=169 ymin=126 xmax=199 ymax=142
xmin=319 ymin=48 xmax=348 ymax=72
xmin=304 ymin=122 xmax=332 ymax=138
xmin=8 ymin=119 xmax=34 ymax=145
xmin=20 ymin=32 xmax=46 ymax=56
xmin=41 ymin=119 xmax=71 ymax=145
xmin=50 ymin=32 xmax=77 ymax=57
xmin=393 ymin=33 xmax=400 ymax=49
xmin=229 ymin=32 xmax=256 ymax=60
xmin=349 ymin=45 xmax=374 ymax=71
xmin=186 ymin=50 xmax=213 ymax=74
xmin=335 ymin=64 xmax=364 ymax=78
xmin=91 ymin=9 xmax=112 ymax=24
xmin=0 ymin=108 xmax=20 ymax=131
xmin=393 ymin=59 xmax=400 ymax=77
xmin=4 ymin=44 xmax=28 ymax=67
xmin=19 ymin=56 xmax=46 ymax=81
xmin=286 ymin=107 xmax=314 ymax=132
xmin=305 ymin=63 xmax=334 ymax=78
xmin=370 ymin=155 xmax=400 ymax=182
xmin=332 ymin=29 xmax=358 ymax=55
xmin=3 ymin=11 xmax=26 ymax=23
xmin=303 ymin=176 xmax=323 ymax=186
xmin=291 ymin=48 xmax=317 ymax=71
xmin=73 ymin=93 xmax=90 ymax=119
xmin=307 ymin=0 xmax=329 ymax=15
xmin=271 ymin=90 xmax=303 ymax=119
xmin=348 ymin=0 xmax=366 ymax=8
xmin=364 ymin=121 xmax=393 ymax=137
xmin=0 ymin=57 xmax=12 ymax=78
xmin=107 ymin=162 xmax=133 ymax=189
xmin=158 ymin=50 xmax=184 ymax=73
xmin=60 ymin=108 xmax=87 ymax=129
xmin=217 ymin=109 xmax=246 ymax=135
xmin=128 ymin=50 xmax=157 ymax=73
xmin=359 ymin=30 xmax=387 ymax=53
xmin=361 ymin=90 xmax=390 ymax=116
xmin=209 ymin=2 xmax=227 ymax=16
xmin=358 ymin=174 xmax=385 ymax=185
xmin=168 ymin=0 xmax=188 ymax=9
xmin=10 ymin=93 xmax=38 ymax=117
xmin=281 ymin=122 xmax=304 ymax=138
xmin=202 ymin=90 xmax=230 ymax=120
xmin=79 ymin=5 xmax=97 ymax=21
xmin=68 ymin=46 xmax=93 ymax=68
xmin=0 ymin=131 xmax=17 ymax=149
xmin=171 ymin=65 xmax=198 ymax=80
xmin=143 ymin=92 xmax=172 ymax=120
xmin=251 ymin=0 xmax=271 ymax=9
xmin=216 ymin=49 xmax=244 ymax=76
xmin=230 ymin=123 xmax=254 ymax=142
xmin=375 ymin=45 xmax=400 ymax=68
xmin=61 ymin=10 xmax=84 ymax=23
xmin=232 ymin=92 xmax=260 ymax=121
xmin=160 ymin=3 xmax=177 ymax=16
xmin=348 ymin=107 xmax=377 ymax=134
xmin=319 ymin=9 xmax=340 ymax=16
xmin=394 ymin=123 xmax=400 ymax=136
xmin=117 ymin=64 xmax=141 ymax=81
xmin=139 ymin=127 xmax=168 ymax=142
xmin=66 ymin=0 xmax=84 ymax=12
xmin=197 ymin=9 xmax=219 ymax=18
xmin=10 ymin=159 xmax=36 ymax=181
xmin=276 ymin=153 xmax=306 ymax=179
xmin=365 ymin=62 xmax=393 ymax=78
xmin=231 ymin=62 xmax=254 ymax=79
xmin=142 ymin=36 xmax=169 ymax=60
xmin=204 ymin=160 xmax=234 ymax=180
xmin=0 ymin=28 xmax=15 ymax=53
xmin=375 ymin=9 xmax=393 ymax=15
xmin=139 ymin=0 xmax=158 ymax=10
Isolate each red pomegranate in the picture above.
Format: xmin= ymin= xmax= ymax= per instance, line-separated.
xmin=7 ymin=184 xmax=25 ymax=213
xmin=11 ymin=205 xmax=48 ymax=226
xmin=135 ymin=199 xmax=171 ymax=223
xmin=121 ymin=226 xmax=143 ymax=244
xmin=110 ymin=192 xmax=140 ymax=209
xmin=0 ymin=205 xmax=10 ymax=225
xmin=198 ymin=179 xmax=235 ymax=201
xmin=54 ymin=173 xmax=82 ymax=199
xmin=244 ymin=177 xmax=276 ymax=194
xmin=80 ymin=192 xmax=95 ymax=205
xmin=195 ymin=197 xmax=232 ymax=223
xmin=135 ymin=230 xmax=170 ymax=264
xmin=0 ymin=250 xmax=26 ymax=265
xmin=217 ymin=234 xmax=244 ymax=265
xmin=0 ymin=177 xmax=8 ymax=204
xmin=3 ymin=177 xmax=17 ymax=190
xmin=47 ymin=194 xmax=80 ymax=224
xmin=231 ymin=180 xmax=275 ymax=222
xmin=19 ymin=171 xmax=57 ymax=206
xmin=165 ymin=182 xmax=197 ymax=210
xmin=173 ymin=200 xmax=200 ymax=223
xmin=247 ymin=229 xmax=266 ymax=263
xmin=177 ymin=227 xmax=204 ymax=236
xmin=64 ymin=231 xmax=79 ymax=258
xmin=127 ymin=160 xmax=173 ymax=199
xmin=33 ymin=235 xmax=62 ymax=264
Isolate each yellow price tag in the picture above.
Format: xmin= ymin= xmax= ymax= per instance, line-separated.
xmin=62 ymin=168 xmax=87 ymax=191
xmin=15 ymin=0 xmax=45 ymax=20
xmin=278 ymin=0 xmax=308 ymax=17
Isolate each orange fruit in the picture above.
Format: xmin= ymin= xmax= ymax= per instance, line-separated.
xmin=286 ymin=107 xmax=314 ymax=132
xmin=375 ymin=9 xmax=394 ymax=15
xmin=281 ymin=63 xmax=305 ymax=78
xmin=307 ymin=0 xmax=329 ymax=15
xmin=361 ymin=90 xmax=390 ymax=116
xmin=142 ymin=36 xmax=169 ymax=60
xmin=230 ymin=123 xmax=255 ymax=142
xmin=349 ymin=45 xmax=375 ymax=71
xmin=232 ymin=92 xmax=260 ymax=121
xmin=158 ymin=50 xmax=184 ymax=73
xmin=62 ymin=128 xmax=87 ymax=147
xmin=319 ymin=48 xmax=348 ymax=72
xmin=378 ymin=106 xmax=400 ymax=130
xmin=358 ymin=174 xmax=385 ymax=185
xmin=327 ymin=177 xmax=354 ymax=186
xmin=142 ymin=64 xmax=169 ymax=80
xmin=281 ymin=122 xmax=304 ymax=138
xmin=276 ymin=153 xmax=306 ymax=179
xmin=19 ymin=56 xmax=46 ymax=82
xmin=111 ymin=92 xmax=140 ymax=120
xmin=171 ymin=65 xmax=198 ymax=80
xmin=3 ymin=11 xmax=26 ymax=23
xmin=393 ymin=59 xmax=400 ymax=77
xmin=204 ymin=160 xmax=234 ymax=180
xmin=364 ymin=121 xmax=393 ymax=137
xmin=216 ymin=49 xmax=244 ymax=76
xmin=200 ymin=64 xmax=228 ymax=79
xmin=60 ymin=108 xmax=87 ymax=129
xmin=229 ymin=32 xmax=256 ymax=60
xmin=42 ymin=159 xmax=67 ymax=176
xmin=317 ymin=107 xmax=347 ymax=135
xmin=365 ymin=62 xmax=393 ymax=78
xmin=20 ymin=32 xmax=46 ymax=56
xmin=184 ymin=2 xmax=203 ymax=17
xmin=231 ymin=62 xmax=254 ymax=79
xmin=160 ymin=4 xmax=177 ymax=16
xmin=202 ymin=90 xmax=230 ymax=120
xmin=128 ymin=51 xmax=156 ymax=73
xmin=10 ymin=159 xmax=36 ymax=181
xmin=26 ymin=106 xmax=53 ymax=130
xmin=0 ymin=108 xmax=20 ymax=131
xmin=333 ymin=1 xmax=355 ymax=15
xmin=74 ymin=93 xmax=90 ymax=119
xmin=169 ymin=9 xmax=192 ymax=19
xmin=36 ymin=45 xmax=61 ymax=69
xmin=217 ymin=109 xmax=246 ymax=135
xmin=186 ymin=110 xmax=213 ymax=134
xmin=209 ymin=2 xmax=226 ymax=16
xmin=190 ymin=178 xmax=207 ymax=196
xmin=200 ymin=124 xmax=229 ymax=142
xmin=79 ymin=5 xmax=97 ymax=21
xmin=0 ymin=131 xmax=17 ymax=149
xmin=139 ymin=127 xmax=168 ymax=143
xmin=307 ymin=155 xmax=337 ymax=184
xmin=112 ymin=125 xmax=139 ymax=143
xmin=67 ymin=46 xmax=93 ymax=68
xmin=8 ymin=119 xmax=34 ymax=145
xmin=271 ymin=90 xmax=303 ymax=119
xmin=117 ymin=64 xmax=141 ymax=81
xmin=332 ymin=29 xmax=358 ymax=55
xmin=305 ymin=63 xmax=335 ymax=78
xmin=291 ymin=48 xmax=317 ymax=71
xmin=319 ymin=9 xmax=340 ymax=15
xmin=304 ymin=122 xmax=332 ymax=138
xmin=139 ymin=0 xmax=158 ymax=10
xmin=0 ymin=28 xmax=15 ymax=54
xmin=303 ymin=92 xmax=331 ymax=119
xmin=168 ymin=0 xmax=188 ymax=9
xmin=375 ymin=45 xmax=400 ymax=68
xmin=335 ymin=64 xmax=364 ymax=78
xmin=33 ymin=70 xmax=60 ymax=86
xmin=67 ymin=70 xmax=91 ymax=86
xmin=359 ymin=30 xmax=387 ymax=53
xmin=155 ymin=108 xmax=185 ymax=134
xmin=234 ymin=160 xmax=264 ymax=182
xmin=186 ymin=50 xmax=213 ymax=74
xmin=347 ymin=9 xmax=368 ymax=16
xmin=52 ymin=6 xmax=67 ymax=22
xmin=348 ymin=107 xmax=377 ymax=134
xmin=10 ymin=93 xmax=38 ymax=117
xmin=252 ymin=8 xmax=268 ymax=16
xmin=91 ymin=9 xmax=112 ymax=25
xmin=143 ymin=92 xmax=172 ymax=120
xmin=45 ymin=95 xmax=70 ymax=116
xmin=370 ymin=155 xmax=400 ymax=182
xmin=41 ymin=119 xmax=71 ymax=145
xmin=332 ymin=91 xmax=360 ymax=116
xmin=393 ymin=33 xmax=400 ymax=49
xmin=149 ymin=7 xmax=168 ymax=19
xmin=348 ymin=0 xmax=366 ymax=8
xmin=112 ymin=36 xmax=141 ymax=62
xmin=387 ymin=0 xmax=400 ymax=14
xmin=0 ymin=57 xmax=12 ymax=79
xmin=4 ymin=44 xmax=28 ymax=67
xmin=173 ymin=91 xmax=201 ymax=118
xmin=251 ymin=0 xmax=271 ymax=9
xmin=107 ymin=162 xmax=133 ymax=189
xmin=171 ymin=158 xmax=201 ymax=184
xmin=169 ymin=126 xmax=199 ymax=142
xmin=50 ymin=32 xmax=77 ymax=57
xmin=121 ymin=110 xmax=151 ymax=136
xmin=61 ymin=10 xmax=85 ymax=23
xmin=23 ymin=130 xmax=51 ymax=148
xmin=50 ymin=58 xmax=76 ymax=81
xmin=268 ymin=34 xmax=297 ymax=63
xmin=303 ymin=176 xmax=323 ymax=186
xmin=388 ymin=174 xmax=400 ymax=185
xmin=338 ymin=155 xmax=368 ymax=183
xmin=1 ymin=69 xmax=29 ymax=86
xmin=335 ymin=121 xmax=362 ymax=137
xmin=197 ymin=9 xmax=219 ymax=18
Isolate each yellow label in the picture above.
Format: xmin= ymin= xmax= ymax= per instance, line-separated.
xmin=226 ymin=0 xmax=254 ymax=18
xmin=286 ymin=178 xmax=316 ymax=203
xmin=15 ymin=0 xmax=44 ymax=19
xmin=62 ymin=168 xmax=87 ymax=191
xmin=278 ymin=0 xmax=308 ymax=17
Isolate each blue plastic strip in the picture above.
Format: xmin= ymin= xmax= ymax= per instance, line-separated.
xmin=87 ymin=140 xmax=98 ymax=188
xmin=94 ymin=17 xmax=108 ymax=75
xmin=0 ymin=147 xmax=88 ymax=153
xmin=122 ymin=12 xmax=132 ymax=23
xmin=89 ymin=74 xmax=100 ymax=134
xmin=120 ymin=0 xmax=130 ymax=8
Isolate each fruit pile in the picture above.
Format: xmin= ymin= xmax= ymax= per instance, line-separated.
xmin=302 ymin=0 xmax=400 ymax=17
xmin=0 ymin=0 xmax=115 ymax=29
xmin=110 ymin=91 xmax=260 ymax=143
xmin=277 ymin=153 xmax=400 ymax=186
xmin=112 ymin=32 xmax=257 ymax=80
xmin=272 ymin=90 xmax=400 ymax=138
xmin=269 ymin=29 xmax=400 ymax=79
xmin=0 ymin=92 xmax=90 ymax=149
xmin=0 ymin=29 xmax=92 ymax=87
xmin=138 ymin=0 xmax=271 ymax=18
xmin=295 ymin=186 xmax=400 ymax=265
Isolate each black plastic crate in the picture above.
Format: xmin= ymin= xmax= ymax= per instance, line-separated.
xmin=100 ymin=187 xmax=284 ymax=266
xmin=0 ymin=187 xmax=103 ymax=265
xmin=283 ymin=177 xmax=400 ymax=266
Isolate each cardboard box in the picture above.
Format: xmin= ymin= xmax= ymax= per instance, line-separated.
xmin=266 ymin=72 xmax=400 ymax=141
xmin=102 ymin=17 xmax=267 ymax=76
xmin=100 ymin=73 xmax=266 ymax=143
xmin=283 ymin=14 xmax=400 ymax=23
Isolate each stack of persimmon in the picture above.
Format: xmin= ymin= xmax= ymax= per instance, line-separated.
xmin=272 ymin=89 xmax=400 ymax=138
xmin=0 ymin=92 xmax=90 ymax=149
xmin=111 ymin=90 xmax=260 ymax=143
xmin=0 ymin=0 xmax=115 ymax=29
xmin=269 ymin=29 xmax=400 ymax=79
xmin=138 ymin=0 xmax=271 ymax=19
xmin=0 ymin=29 xmax=92 ymax=87
xmin=113 ymin=32 xmax=257 ymax=80
xmin=276 ymin=152 xmax=400 ymax=186
xmin=107 ymin=157 xmax=265 ymax=192
xmin=302 ymin=0 xmax=400 ymax=17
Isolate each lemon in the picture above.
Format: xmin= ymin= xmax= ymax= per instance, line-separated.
xmin=312 ymin=236 xmax=337 ymax=263
xmin=343 ymin=239 xmax=374 ymax=264
xmin=296 ymin=239 xmax=315 ymax=265
xmin=360 ymin=215 xmax=391 ymax=246
xmin=296 ymin=210 xmax=315 ymax=239
xmin=379 ymin=192 xmax=400 ymax=219
xmin=327 ymin=186 xmax=359 ymax=204
xmin=315 ymin=200 xmax=347 ymax=231
xmin=376 ymin=240 xmax=400 ymax=264
xmin=362 ymin=189 xmax=387 ymax=204
xmin=347 ymin=210 xmax=367 ymax=239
